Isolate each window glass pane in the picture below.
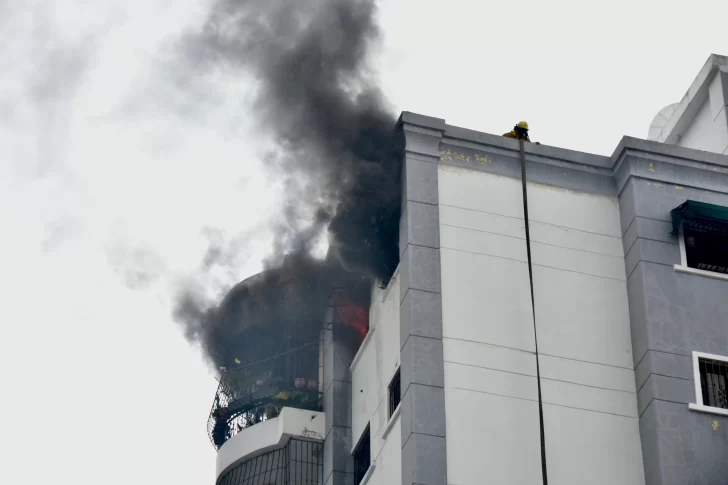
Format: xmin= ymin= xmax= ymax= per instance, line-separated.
xmin=684 ymin=225 xmax=728 ymax=274
xmin=698 ymin=358 xmax=728 ymax=409
xmin=389 ymin=369 xmax=401 ymax=418
xmin=353 ymin=425 xmax=371 ymax=484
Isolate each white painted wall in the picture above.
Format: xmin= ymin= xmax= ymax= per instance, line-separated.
xmin=363 ymin=418 xmax=401 ymax=485
xmin=438 ymin=166 xmax=645 ymax=485
xmin=678 ymin=72 xmax=728 ymax=154
xmin=216 ymin=408 xmax=325 ymax=479
xmin=350 ymin=274 xmax=402 ymax=484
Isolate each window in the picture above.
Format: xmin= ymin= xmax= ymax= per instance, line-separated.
xmin=682 ymin=219 xmax=728 ymax=274
xmin=352 ymin=424 xmax=371 ymax=485
xmin=672 ymin=200 xmax=728 ymax=277
xmin=388 ymin=368 xmax=401 ymax=418
xmin=691 ymin=352 xmax=728 ymax=414
xmin=697 ymin=356 xmax=728 ymax=409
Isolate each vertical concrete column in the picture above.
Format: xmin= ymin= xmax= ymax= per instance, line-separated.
xmin=397 ymin=112 xmax=448 ymax=485
xmin=323 ymin=322 xmax=355 ymax=485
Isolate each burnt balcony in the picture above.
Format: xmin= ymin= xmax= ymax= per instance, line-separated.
xmin=208 ymin=342 xmax=323 ymax=450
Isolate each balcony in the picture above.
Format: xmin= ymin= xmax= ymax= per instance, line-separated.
xmin=215 ymin=409 xmax=325 ymax=484
xmin=208 ymin=342 xmax=323 ymax=451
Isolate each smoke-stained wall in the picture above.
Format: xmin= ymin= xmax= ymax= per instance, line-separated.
xmin=349 ymin=275 xmax=402 ymax=485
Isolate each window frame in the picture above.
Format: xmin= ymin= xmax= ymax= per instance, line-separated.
xmin=689 ymin=350 xmax=728 ymax=417
xmin=352 ymin=423 xmax=372 ymax=485
xmin=388 ymin=367 xmax=401 ymax=419
xmin=675 ymin=223 xmax=728 ymax=281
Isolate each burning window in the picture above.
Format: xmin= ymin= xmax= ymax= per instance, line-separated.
xmin=696 ymin=355 xmax=728 ymax=410
xmin=330 ymin=287 xmax=370 ymax=342
xmin=352 ymin=423 xmax=371 ymax=485
xmin=336 ymin=302 xmax=369 ymax=339
xmin=388 ymin=367 xmax=401 ymax=418
xmin=683 ymin=219 xmax=728 ymax=274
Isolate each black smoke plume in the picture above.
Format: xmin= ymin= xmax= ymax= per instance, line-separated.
xmin=176 ymin=253 xmax=371 ymax=368
xmin=175 ymin=0 xmax=402 ymax=369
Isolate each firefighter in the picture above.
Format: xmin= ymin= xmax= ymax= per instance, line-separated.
xmin=503 ymin=121 xmax=531 ymax=142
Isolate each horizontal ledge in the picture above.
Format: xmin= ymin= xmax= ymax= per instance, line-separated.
xmin=442 ymin=126 xmax=612 ymax=169
xmin=440 ymin=223 xmax=625 ymax=259
xmin=688 ymin=403 xmax=728 ymax=417
xmin=350 ymin=325 xmax=376 ymax=371
xmin=674 ymin=264 xmax=728 ymax=282
xmin=381 ymin=404 xmax=401 ymax=440
xmin=445 ymin=360 xmax=636 ymax=395
xmin=451 ymin=386 xmax=638 ymax=419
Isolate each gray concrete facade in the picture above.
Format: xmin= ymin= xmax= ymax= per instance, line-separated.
xmin=323 ymin=323 xmax=356 ymax=485
xmin=614 ymin=140 xmax=728 ymax=485
xmin=396 ymin=113 xmax=728 ymax=485
xmin=397 ymin=112 xmax=448 ymax=485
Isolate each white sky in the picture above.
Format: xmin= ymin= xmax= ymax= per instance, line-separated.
xmin=1 ymin=1 xmax=726 ymax=484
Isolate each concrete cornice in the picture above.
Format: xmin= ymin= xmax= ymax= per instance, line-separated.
xmin=611 ymin=136 xmax=728 ymax=196
xmin=399 ymin=112 xmax=728 ymax=198
xmin=444 ymin=123 xmax=613 ymax=170
xmin=398 ymin=111 xmax=445 ymax=161
xmin=611 ymin=136 xmax=728 ymax=170
xmin=398 ymin=111 xmax=446 ymax=132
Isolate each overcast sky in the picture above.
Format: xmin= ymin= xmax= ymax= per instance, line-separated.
xmin=2 ymin=1 xmax=727 ymax=484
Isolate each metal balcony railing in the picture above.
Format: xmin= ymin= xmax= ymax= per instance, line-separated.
xmin=208 ymin=342 xmax=323 ymax=450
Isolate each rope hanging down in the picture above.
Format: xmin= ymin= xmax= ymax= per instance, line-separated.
xmin=520 ymin=140 xmax=549 ymax=485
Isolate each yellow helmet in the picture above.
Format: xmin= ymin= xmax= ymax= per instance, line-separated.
xmin=517 ymin=121 xmax=529 ymax=130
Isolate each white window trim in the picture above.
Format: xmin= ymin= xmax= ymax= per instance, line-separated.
xmin=678 ymin=223 xmax=688 ymax=264
xmin=380 ymin=265 xmax=400 ymax=303
xmin=386 ymin=365 xmax=401 ymax=413
xmin=349 ymin=325 xmax=376 ymax=371
xmin=358 ymin=462 xmax=376 ymax=485
xmin=674 ymin=224 xmax=728 ymax=281
xmin=674 ymin=264 xmax=728 ymax=282
xmin=350 ymin=424 xmax=375 ymax=485
xmin=381 ymin=403 xmax=401 ymax=440
xmin=351 ymin=422 xmax=370 ymax=454
xmin=689 ymin=350 xmax=728 ymax=417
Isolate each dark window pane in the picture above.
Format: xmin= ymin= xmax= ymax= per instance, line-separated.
xmin=698 ymin=358 xmax=728 ymax=409
xmin=388 ymin=368 xmax=401 ymax=418
xmin=353 ymin=424 xmax=371 ymax=485
xmin=684 ymin=222 xmax=728 ymax=274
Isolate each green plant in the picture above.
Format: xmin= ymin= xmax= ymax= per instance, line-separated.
xmin=269 ymin=390 xmax=322 ymax=411
xmin=265 ymin=404 xmax=282 ymax=419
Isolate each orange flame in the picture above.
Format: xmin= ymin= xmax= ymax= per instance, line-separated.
xmin=336 ymin=302 xmax=368 ymax=339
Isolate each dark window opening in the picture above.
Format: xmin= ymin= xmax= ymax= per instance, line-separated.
xmin=684 ymin=219 xmax=728 ymax=274
xmin=698 ymin=358 xmax=728 ymax=409
xmin=388 ymin=368 xmax=401 ymax=418
xmin=353 ymin=424 xmax=371 ymax=485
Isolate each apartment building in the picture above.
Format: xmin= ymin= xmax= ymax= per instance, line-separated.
xmin=210 ymin=54 xmax=728 ymax=485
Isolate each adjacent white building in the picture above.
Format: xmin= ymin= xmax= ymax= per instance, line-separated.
xmin=648 ymin=54 xmax=728 ymax=154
